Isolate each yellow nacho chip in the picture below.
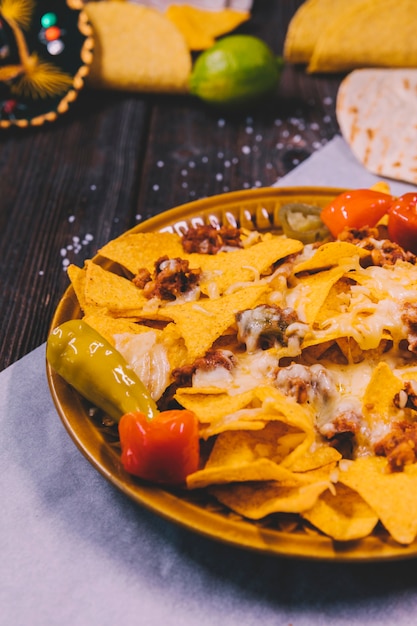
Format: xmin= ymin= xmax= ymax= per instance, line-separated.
xmin=82 ymin=313 xmax=156 ymax=345
xmin=210 ymin=480 xmax=330 ymax=520
xmin=362 ymin=361 xmax=404 ymax=427
xmin=338 ymin=457 xmax=417 ymax=545
xmin=290 ymin=266 xmax=346 ymax=325
xmin=157 ymin=284 xmax=269 ymax=361
xmin=289 ymin=445 xmax=342 ymax=472
xmin=175 ymin=388 xmax=261 ymax=427
xmin=187 ymin=420 xmax=325 ymax=490
xmin=97 ymin=232 xmax=184 ymax=275
xmin=301 ymin=483 xmax=379 ymax=541
xmin=193 ymin=235 xmax=303 ymax=297
xmin=84 ymin=260 xmax=148 ymax=314
xmin=165 ymin=6 xmax=250 ymax=51
xmin=294 ymin=241 xmax=369 ymax=274
xmin=67 ymin=263 xmax=88 ymax=311
xmin=187 ymin=457 xmax=302 ymax=490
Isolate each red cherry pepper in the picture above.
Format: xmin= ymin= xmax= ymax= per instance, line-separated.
xmin=387 ymin=193 xmax=417 ymax=255
xmin=320 ymin=189 xmax=394 ymax=237
xmin=119 ymin=409 xmax=200 ymax=485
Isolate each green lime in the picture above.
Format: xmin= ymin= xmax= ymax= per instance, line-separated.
xmin=189 ymin=35 xmax=283 ymax=107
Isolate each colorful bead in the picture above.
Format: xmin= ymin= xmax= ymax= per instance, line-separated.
xmin=45 ymin=26 xmax=61 ymax=42
xmin=41 ymin=12 xmax=57 ymax=29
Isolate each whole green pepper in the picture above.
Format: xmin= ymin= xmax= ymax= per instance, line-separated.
xmin=46 ymin=319 xmax=159 ymax=422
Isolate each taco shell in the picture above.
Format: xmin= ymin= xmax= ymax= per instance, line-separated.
xmin=285 ymin=0 xmax=417 ymax=73
xmin=336 ymin=68 xmax=417 ymax=184
xmin=85 ymin=1 xmax=192 ymax=93
xmin=283 ymin=0 xmax=364 ymax=65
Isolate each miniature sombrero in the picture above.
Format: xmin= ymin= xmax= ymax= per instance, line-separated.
xmin=0 ymin=0 xmax=93 ymax=128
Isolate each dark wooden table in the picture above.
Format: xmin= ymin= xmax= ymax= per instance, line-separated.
xmin=0 ymin=0 xmax=343 ymax=371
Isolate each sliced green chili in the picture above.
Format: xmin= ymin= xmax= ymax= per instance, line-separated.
xmin=279 ymin=202 xmax=330 ymax=244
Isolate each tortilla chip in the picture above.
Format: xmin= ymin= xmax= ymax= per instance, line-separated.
xmin=186 ymin=418 xmax=327 ymax=491
xmin=83 ymin=313 xmax=155 ymax=345
xmin=294 ymin=241 xmax=369 ymax=274
xmin=210 ymin=480 xmax=330 ymax=520
xmin=85 ymin=2 xmax=192 ymax=93
xmin=157 ymin=284 xmax=269 ymax=361
xmin=291 ymin=266 xmax=346 ymax=326
xmin=165 ymin=6 xmax=250 ymax=50
xmin=339 ymin=457 xmax=417 ymax=544
xmin=337 ymin=68 xmax=417 ymax=185
xmin=302 ymin=483 xmax=379 ymax=541
xmin=187 ymin=456 xmax=303 ymax=490
xmin=308 ymin=0 xmax=417 ymax=73
xmin=362 ymin=362 xmax=404 ymax=427
xmin=67 ymin=263 xmax=88 ymax=310
xmin=175 ymin=388 xmax=261 ymax=428
xmin=193 ymin=236 xmax=303 ymax=297
xmin=84 ymin=260 xmax=148 ymax=314
xmin=97 ymin=232 xmax=185 ymax=275
xmin=288 ymin=445 xmax=342 ymax=472
xmin=158 ymin=322 xmax=189 ymax=371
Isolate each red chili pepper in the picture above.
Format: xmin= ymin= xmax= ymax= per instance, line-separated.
xmin=387 ymin=193 xmax=417 ymax=255
xmin=320 ymin=189 xmax=394 ymax=237
xmin=119 ymin=409 xmax=200 ymax=485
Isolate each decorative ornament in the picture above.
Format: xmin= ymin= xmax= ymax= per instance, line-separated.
xmin=0 ymin=0 xmax=94 ymax=128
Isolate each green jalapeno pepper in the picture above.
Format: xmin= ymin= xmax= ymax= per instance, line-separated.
xmin=278 ymin=202 xmax=330 ymax=244
xmin=46 ymin=319 xmax=159 ymax=422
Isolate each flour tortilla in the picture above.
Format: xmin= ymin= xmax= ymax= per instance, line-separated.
xmin=336 ymin=68 xmax=417 ymax=185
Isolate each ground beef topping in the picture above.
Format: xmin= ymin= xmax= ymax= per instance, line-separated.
xmin=172 ymin=350 xmax=235 ymax=387
xmin=181 ymin=225 xmax=242 ymax=254
xmin=338 ymin=226 xmax=417 ymax=266
xmin=133 ymin=256 xmax=201 ymax=300
xmin=374 ymin=420 xmax=417 ymax=471
xmin=401 ymin=303 xmax=417 ymax=353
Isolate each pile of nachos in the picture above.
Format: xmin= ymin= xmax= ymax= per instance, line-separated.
xmin=66 ymin=189 xmax=417 ymax=546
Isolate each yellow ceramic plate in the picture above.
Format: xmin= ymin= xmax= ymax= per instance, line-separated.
xmin=46 ymin=186 xmax=417 ymax=562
